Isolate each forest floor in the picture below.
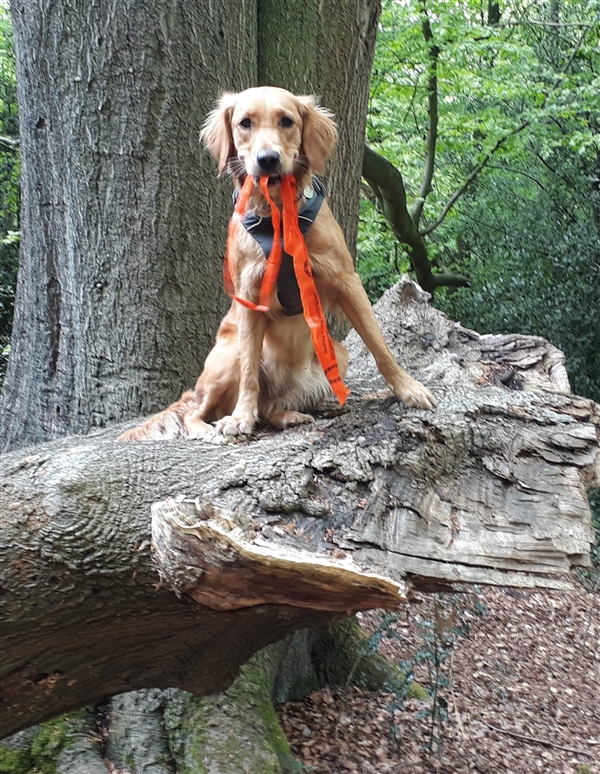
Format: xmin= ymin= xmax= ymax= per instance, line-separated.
xmin=279 ymin=582 xmax=599 ymax=774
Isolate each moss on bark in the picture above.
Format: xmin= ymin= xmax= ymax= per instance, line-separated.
xmin=164 ymin=648 xmax=301 ymax=773
xmin=0 ymin=712 xmax=86 ymax=774
xmin=312 ymin=619 xmax=428 ymax=699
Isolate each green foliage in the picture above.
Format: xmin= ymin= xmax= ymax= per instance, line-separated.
xmin=0 ymin=6 xmax=19 ymax=381
xmin=435 ymin=153 xmax=600 ymax=401
xmin=358 ymin=0 xmax=600 ymax=403
xmin=0 ymin=744 xmax=30 ymax=774
xmin=358 ymin=197 xmax=406 ymax=302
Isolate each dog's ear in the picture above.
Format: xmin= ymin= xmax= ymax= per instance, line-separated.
xmin=200 ymin=93 xmax=237 ymax=175
xmin=297 ymin=96 xmax=337 ymax=174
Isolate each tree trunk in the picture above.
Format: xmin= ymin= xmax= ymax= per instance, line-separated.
xmin=258 ymin=0 xmax=381 ymax=254
xmin=1 ymin=1 xmax=384 ymax=765
xmin=1 ymin=0 xmax=379 ymax=454
xmin=1 ymin=0 xmax=256 ymax=452
xmin=1 ymin=277 xmax=597 ymax=742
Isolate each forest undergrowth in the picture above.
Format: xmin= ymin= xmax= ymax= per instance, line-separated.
xmin=280 ymin=584 xmax=599 ymax=774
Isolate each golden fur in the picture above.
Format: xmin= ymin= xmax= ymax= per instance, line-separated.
xmin=119 ymin=86 xmax=435 ymax=442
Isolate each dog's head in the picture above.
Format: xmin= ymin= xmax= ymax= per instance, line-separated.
xmin=201 ymin=86 xmax=337 ymax=184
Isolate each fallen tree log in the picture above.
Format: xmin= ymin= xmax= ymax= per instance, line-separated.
xmin=1 ymin=278 xmax=598 ymax=737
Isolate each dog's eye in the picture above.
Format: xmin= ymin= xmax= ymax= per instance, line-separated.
xmin=280 ymin=116 xmax=294 ymax=128
xmin=239 ymin=118 xmax=252 ymax=129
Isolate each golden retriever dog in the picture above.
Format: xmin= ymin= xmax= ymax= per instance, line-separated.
xmin=119 ymin=86 xmax=435 ymax=442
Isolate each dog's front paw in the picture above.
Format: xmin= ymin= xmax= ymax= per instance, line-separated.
xmin=392 ymin=375 xmax=437 ymax=410
xmin=268 ymin=410 xmax=315 ymax=429
xmin=214 ymin=413 xmax=255 ymax=437
xmin=184 ymin=410 xmax=215 ymax=440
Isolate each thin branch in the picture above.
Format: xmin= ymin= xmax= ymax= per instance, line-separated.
xmin=479 ymin=720 xmax=596 ymax=758
xmin=362 ymin=145 xmax=470 ymax=293
xmin=529 ymin=143 xmax=571 ymax=185
xmin=411 ymin=2 xmax=440 ymax=228
xmin=487 ymin=162 xmax=579 ymax=224
xmin=449 ymin=649 xmax=465 ymax=738
xmin=418 ymin=15 xmax=592 ymax=237
xmin=484 ymin=163 xmax=547 ymax=190
xmin=419 ymin=119 xmax=530 ymax=236
xmin=502 ymin=20 xmax=594 ymax=28
xmin=0 ymin=135 xmax=19 ymax=153
xmin=432 ymin=272 xmax=471 ymax=288
xmin=559 ymin=22 xmax=591 ymax=75
xmin=402 ymin=73 xmax=423 ymax=129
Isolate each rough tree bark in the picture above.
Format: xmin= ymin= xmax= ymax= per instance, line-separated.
xmin=1 ymin=0 xmax=256 ymax=451
xmin=2 ymin=279 xmax=597 ymax=750
xmin=258 ymin=0 xmax=380 ymax=254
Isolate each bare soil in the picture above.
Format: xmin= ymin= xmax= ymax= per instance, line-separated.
xmin=279 ymin=584 xmax=599 ymax=773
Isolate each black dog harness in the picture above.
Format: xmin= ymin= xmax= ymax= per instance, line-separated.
xmin=237 ymin=177 xmax=326 ymax=316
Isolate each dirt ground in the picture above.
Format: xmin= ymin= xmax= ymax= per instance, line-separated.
xmin=279 ymin=583 xmax=599 ymax=773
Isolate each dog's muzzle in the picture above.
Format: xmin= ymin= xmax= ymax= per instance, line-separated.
xmin=256 ymin=150 xmax=281 ymax=174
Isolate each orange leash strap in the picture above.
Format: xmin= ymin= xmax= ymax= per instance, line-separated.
xmin=223 ymin=174 xmax=349 ymax=406
xmin=280 ymin=175 xmax=350 ymax=406
xmin=257 ymin=177 xmax=282 ymax=310
xmin=224 ymin=176 xmax=282 ymax=312
xmin=223 ymin=175 xmax=253 ymax=304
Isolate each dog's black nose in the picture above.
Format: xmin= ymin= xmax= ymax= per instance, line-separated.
xmin=256 ymin=150 xmax=281 ymax=173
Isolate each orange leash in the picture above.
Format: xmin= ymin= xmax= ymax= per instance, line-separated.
xmin=223 ymin=175 xmax=276 ymax=311
xmin=223 ymin=174 xmax=349 ymax=406
xmin=280 ymin=176 xmax=350 ymax=406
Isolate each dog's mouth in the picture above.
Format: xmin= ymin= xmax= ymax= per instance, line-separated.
xmin=252 ymin=174 xmax=283 ymax=186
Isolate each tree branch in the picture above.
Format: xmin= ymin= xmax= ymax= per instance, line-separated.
xmin=411 ymin=2 xmax=440 ymax=228
xmin=0 ymin=135 xmax=19 ymax=153
xmin=363 ymin=145 xmax=436 ymax=293
xmin=478 ymin=720 xmax=596 ymax=757
xmin=362 ymin=145 xmax=470 ymax=292
xmin=419 ymin=119 xmax=530 ymax=236
xmin=418 ymin=15 xmax=591 ymax=237
xmin=502 ymin=20 xmax=593 ymax=28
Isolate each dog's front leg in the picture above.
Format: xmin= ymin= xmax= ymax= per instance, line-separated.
xmin=214 ymin=306 xmax=266 ymax=436
xmin=334 ymin=272 xmax=436 ymax=410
